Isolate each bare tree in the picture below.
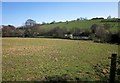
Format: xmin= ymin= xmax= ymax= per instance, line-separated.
xmin=25 ymin=19 xmax=36 ymax=27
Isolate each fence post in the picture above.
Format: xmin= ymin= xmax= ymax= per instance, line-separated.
xmin=109 ymin=53 xmax=117 ymax=83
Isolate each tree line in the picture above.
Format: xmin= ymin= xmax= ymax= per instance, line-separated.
xmin=2 ymin=18 xmax=120 ymax=44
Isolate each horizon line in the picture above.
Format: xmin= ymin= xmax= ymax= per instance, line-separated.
xmin=2 ymin=16 xmax=118 ymax=27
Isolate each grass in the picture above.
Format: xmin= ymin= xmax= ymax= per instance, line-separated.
xmin=2 ymin=38 xmax=118 ymax=81
xmin=40 ymin=20 xmax=118 ymax=32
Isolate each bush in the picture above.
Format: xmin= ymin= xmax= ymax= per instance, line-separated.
xmin=48 ymin=27 xmax=68 ymax=38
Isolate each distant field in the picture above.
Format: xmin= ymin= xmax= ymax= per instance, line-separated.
xmin=40 ymin=20 xmax=118 ymax=32
xmin=2 ymin=38 xmax=118 ymax=81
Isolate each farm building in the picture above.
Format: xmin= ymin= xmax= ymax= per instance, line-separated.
xmin=64 ymin=32 xmax=89 ymax=40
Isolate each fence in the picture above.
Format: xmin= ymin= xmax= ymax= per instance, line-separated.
xmin=109 ymin=53 xmax=120 ymax=83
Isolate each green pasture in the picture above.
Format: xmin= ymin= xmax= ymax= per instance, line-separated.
xmin=2 ymin=38 xmax=118 ymax=81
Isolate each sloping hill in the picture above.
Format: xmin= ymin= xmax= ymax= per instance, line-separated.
xmin=40 ymin=19 xmax=118 ymax=32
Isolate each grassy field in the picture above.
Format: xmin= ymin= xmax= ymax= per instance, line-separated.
xmin=2 ymin=38 xmax=118 ymax=81
xmin=40 ymin=20 xmax=118 ymax=32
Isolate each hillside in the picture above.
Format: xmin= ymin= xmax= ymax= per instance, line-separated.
xmin=2 ymin=18 xmax=119 ymax=44
xmin=40 ymin=19 xmax=118 ymax=33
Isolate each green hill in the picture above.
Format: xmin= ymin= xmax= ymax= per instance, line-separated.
xmin=40 ymin=19 xmax=118 ymax=33
xmin=2 ymin=18 xmax=119 ymax=43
